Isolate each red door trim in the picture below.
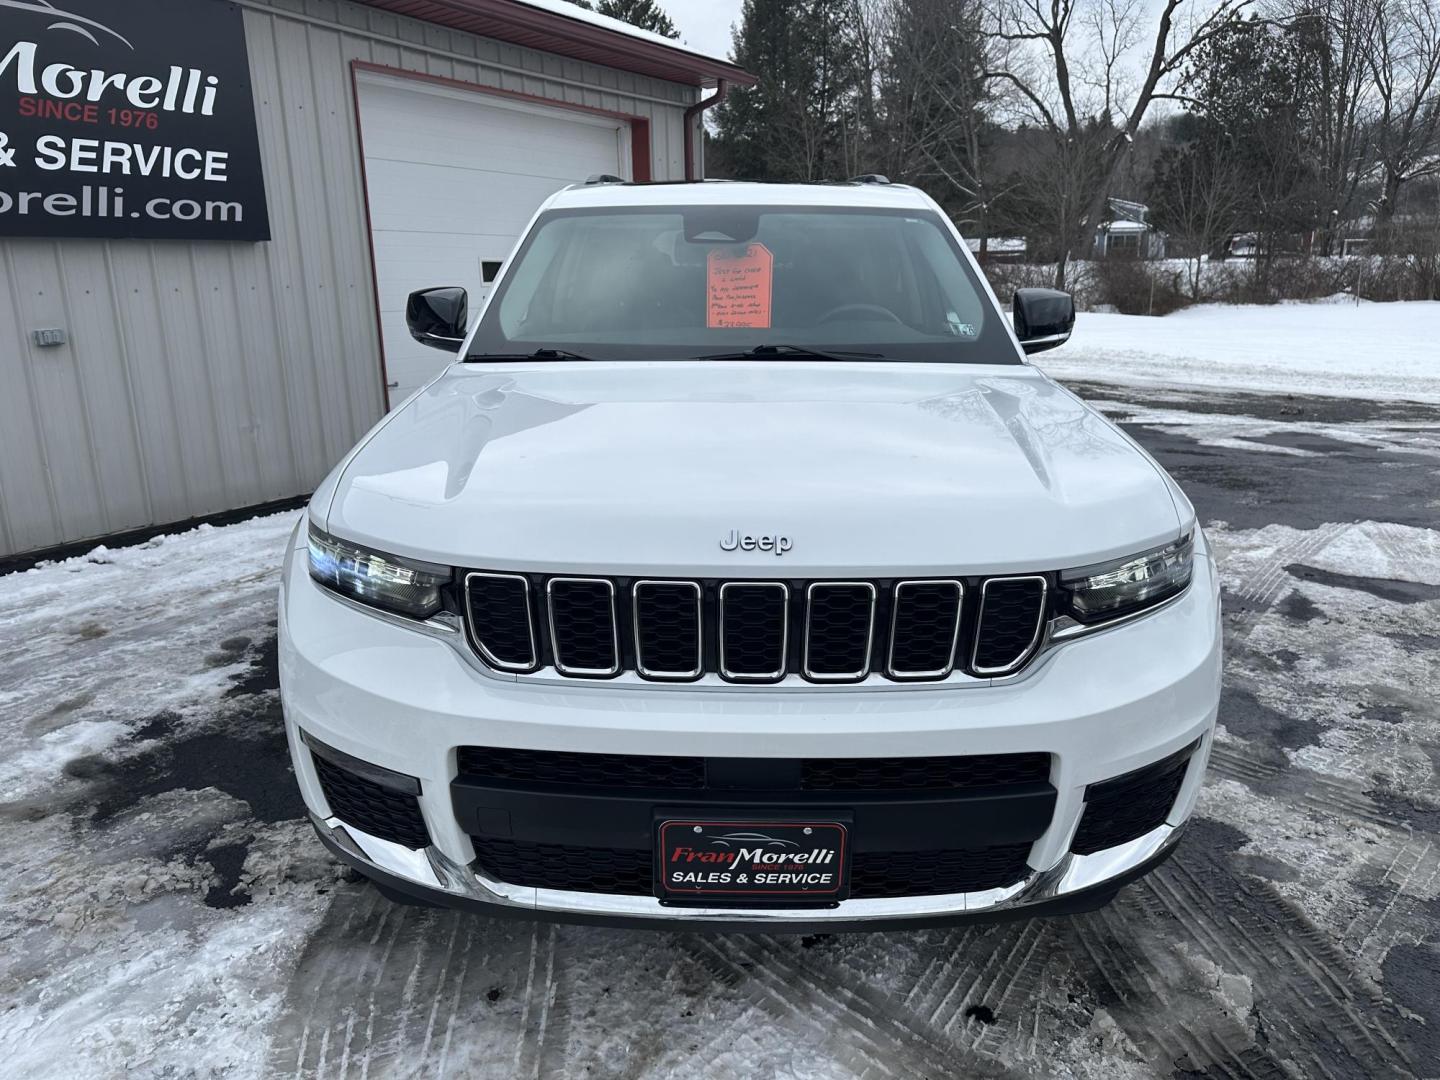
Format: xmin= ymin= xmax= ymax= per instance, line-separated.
xmin=348 ymin=59 xmax=655 ymax=408
xmin=349 ymin=62 xmax=393 ymax=412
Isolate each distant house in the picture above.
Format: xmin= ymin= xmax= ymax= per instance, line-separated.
xmin=965 ymin=236 xmax=1028 ymax=263
xmin=1225 ymin=232 xmax=1262 ymax=258
xmin=1094 ymin=198 xmax=1166 ymax=259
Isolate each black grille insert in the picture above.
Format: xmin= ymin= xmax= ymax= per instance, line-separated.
xmin=1071 ymin=741 xmax=1198 ymax=855
xmin=850 ymin=844 xmax=1032 ymax=898
xmin=800 ymin=752 xmax=1051 ymax=792
xmin=473 ymin=837 xmax=654 ymax=895
xmin=470 ymin=836 xmax=1032 ymax=899
xmin=313 ymin=755 xmax=430 ymax=850
xmin=633 ymin=581 xmax=702 ymax=678
xmin=464 ymin=573 xmax=536 ymax=671
xmin=458 ymin=572 xmax=1060 ymax=682
xmin=804 ymin=583 xmax=876 ymax=680
xmin=888 ymin=580 xmax=963 ymax=676
xmin=457 ymin=746 xmax=707 ymax=790
xmin=457 ymin=746 xmax=1050 ymax=794
xmin=973 ymin=577 xmax=1047 ymax=673
xmin=720 ymin=582 xmax=789 ymax=680
xmin=547 ymin=577 xmax=619 ymax=676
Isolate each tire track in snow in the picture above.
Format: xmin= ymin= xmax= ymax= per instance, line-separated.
xmin=1207 ymin=742 xmax=1396 ymax=827
xmin=1145 ymin=848 xmax=1416 ymax=1079
xmin=1065 ymin=904 xmax=1273 ymax=1080
xmin=1341 ymin=837 xmax=1440 ymax=975
xmin=687 ymin=933 xmax=1020 ymax=1079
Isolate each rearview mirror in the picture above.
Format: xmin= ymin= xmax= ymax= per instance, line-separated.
xmin=1013 ymin=288 xmax=1075 ymax=354
xmin=406 ymin=287 xmax=468 ymax=352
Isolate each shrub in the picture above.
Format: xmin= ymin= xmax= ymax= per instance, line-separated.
xmin=1091 ymin=259 xmax=1190 ymax=315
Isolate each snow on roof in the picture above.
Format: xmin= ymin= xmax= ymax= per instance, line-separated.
xmin=965 ymin=237 xmax=1027 ymax=252
xmin=1102 ymin=219 xmax=1152 ymax=233
xmin=1106 ymin=197 xmax=1149 ymax=223
xmin=549 ymin=179 xmax=936 ymax=210
xmin=511 ymin=0 xmax=733 ymax=67
xmin=357 ymin=0 xmax=753 ymax=87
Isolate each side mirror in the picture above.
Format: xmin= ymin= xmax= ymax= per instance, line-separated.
xmin=406 ymin=287 xmax=468 ymax=352
xmin=1013 ymin=288 xmax=1075 ymax=354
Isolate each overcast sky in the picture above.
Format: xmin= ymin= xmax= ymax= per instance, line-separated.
xmin=665 ymin=0 xmax=744 ymax=61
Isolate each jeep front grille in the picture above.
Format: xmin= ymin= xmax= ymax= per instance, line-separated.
xmin=462 ymin=570 xmax=1053 ymax=683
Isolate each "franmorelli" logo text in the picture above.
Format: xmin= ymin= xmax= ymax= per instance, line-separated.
xmin=1 ymin=40 xmax=223 ymax=116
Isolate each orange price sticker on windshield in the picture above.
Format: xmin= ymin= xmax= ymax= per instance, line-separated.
xmin=707 ymin=243 xmax=774 ymax=329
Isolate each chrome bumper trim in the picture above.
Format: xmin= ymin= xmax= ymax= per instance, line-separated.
xmin=312 ymin=814 xmax=1184 ymax=923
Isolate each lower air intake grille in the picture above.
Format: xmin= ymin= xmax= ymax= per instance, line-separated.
xmin=457 ymin=746 xmax=1050 ymax=794
xmin=1070 ymin=741 xmax=1198 ymax=855
xmin=800 ymin=752 xmax=1051 ymax=792
xmin=849 ymin=844 xmax=1033 ymax=898
xmin=472 ymin=837 xmax=653 ymax=896
xmin=469 ymin=837 xmax=1033 ymax=899
xmin=973 ymin=577 xmax=1047 ymax=673
xmin=456 ymin=746 xmax=707 ymax=790
xmin=313 ymin=755 xmax=430 ymax=850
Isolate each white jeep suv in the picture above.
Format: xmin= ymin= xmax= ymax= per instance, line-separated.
xmin=278 ymin=178 xmax=1220 ymax=929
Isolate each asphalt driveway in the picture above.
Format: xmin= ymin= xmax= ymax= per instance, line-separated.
xmin=2 ymin=379 xmax=1437 ymax=1079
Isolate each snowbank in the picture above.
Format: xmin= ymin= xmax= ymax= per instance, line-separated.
xmin=1034 ymin=300 xmax=1440 ymax=402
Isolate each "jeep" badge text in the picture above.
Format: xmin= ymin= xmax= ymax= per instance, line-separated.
xmin=720 ymin=530 xmax=793 ymax=555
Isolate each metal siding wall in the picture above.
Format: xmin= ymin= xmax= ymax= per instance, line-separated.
xmin=0 ymin=0 xmax=696 ymax=558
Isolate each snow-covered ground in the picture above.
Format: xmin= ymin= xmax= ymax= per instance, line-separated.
xmin=1 ymin=302 xmax=1437 ymax=1077
xmin=1035 ymin=299 xmax=1440 ymax=402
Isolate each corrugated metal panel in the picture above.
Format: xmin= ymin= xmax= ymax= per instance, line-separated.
xmin=0 ymin=0 xmax=696 ymax=558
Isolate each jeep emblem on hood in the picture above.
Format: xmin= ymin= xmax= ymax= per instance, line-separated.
xmin=720 ymin=530 xmax=793 ymax=555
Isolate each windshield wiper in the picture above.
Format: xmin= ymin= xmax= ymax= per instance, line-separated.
xmin=467 ymin=348 xmax=598 ymax=362
xmin=692 ymin=344 xmax=888 ymax=363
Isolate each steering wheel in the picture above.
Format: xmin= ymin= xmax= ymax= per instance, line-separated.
xmin=816 ymin=303 xmax=903 ymax=325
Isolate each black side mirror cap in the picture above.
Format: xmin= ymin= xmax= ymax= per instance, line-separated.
xmin=406 ymin=287 xmax=468 ymax=352
xmin=1013 ymin=288 xmax=1075 ymax=354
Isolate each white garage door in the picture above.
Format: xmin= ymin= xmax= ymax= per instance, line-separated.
xmin=355 ymin=72 xmax=631 ymax=407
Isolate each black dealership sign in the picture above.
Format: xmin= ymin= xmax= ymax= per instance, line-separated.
xmin=0 ymin=0 xmax=270 ymax=240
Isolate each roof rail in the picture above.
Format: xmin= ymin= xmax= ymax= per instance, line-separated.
xmin=585 ymin=173 xmax=627 ymax=185
xmin=850 ymin=174 xmax=891 ymax=185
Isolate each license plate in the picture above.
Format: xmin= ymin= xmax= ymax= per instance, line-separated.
xmin=656 ymin=819 xmax=849 ymax=902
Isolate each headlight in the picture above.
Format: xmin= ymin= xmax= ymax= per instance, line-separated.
xmin=307 ymin=524 xmax=450 ymax=618
xmin=1059 ymin=534 xmax=1194 ymax=623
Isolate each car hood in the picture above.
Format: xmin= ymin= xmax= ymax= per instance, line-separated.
xmin=323 ymin=361 xmax=1186 ymax=576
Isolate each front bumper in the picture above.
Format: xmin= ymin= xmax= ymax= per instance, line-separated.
xmin=311 ymin=810 xmax=1186 ymax=930
xmin=278 ymin=524 xmax=1221 ymax=927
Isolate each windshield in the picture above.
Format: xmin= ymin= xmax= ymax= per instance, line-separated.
xmin=466 ymin=205 xmax=1019 ymax=364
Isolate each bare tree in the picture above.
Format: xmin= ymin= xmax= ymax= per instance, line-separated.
xmin=1275 ymin=0 xmax=1383 ymax=253
xmin=1369 ymin=0 xmax=1440 ymax=235
xmin=868 ymin=0 xmax=999 ymax=231
xmin=1151 ymin=139 xmax=1246 ymax=297
xmin=985 ymin=0 xmax=1256 ymax=288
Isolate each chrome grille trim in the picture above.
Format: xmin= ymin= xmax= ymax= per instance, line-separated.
xmin=886 ymin=579 xmax=964 ymax=679
xmin=972 ymin=575 xmax=1049 ymax=676
xmin=631 ymin=580 xmax=703 ymax=681
xmin=462 ymin=571 xmax=538 ymax=673
xmin=802 ymin=581 xmax=877 ymax=682
xmin=718 ymin=582 xmax=789 ymax=682
xmin=546 ymin=577 xmax=621 ymax=678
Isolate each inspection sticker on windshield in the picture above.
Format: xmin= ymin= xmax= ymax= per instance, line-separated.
xmin=657 ymin=819 xmax=848 ymax=901
xmin=707 ymin=243 xmax=774 ymax=329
